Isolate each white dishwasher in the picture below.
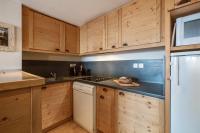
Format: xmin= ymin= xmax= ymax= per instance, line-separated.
xmin=73 ymin=82 xmax=96 ymax=133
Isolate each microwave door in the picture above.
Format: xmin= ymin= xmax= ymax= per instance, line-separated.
xmin=176 ymin=13 xmax=200 ymax=46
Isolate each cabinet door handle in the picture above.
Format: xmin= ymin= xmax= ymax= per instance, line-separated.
xmin=1 ymin=117 xmax=8 ymax=122
xmin=112 ymin=45 xmax=116 ymax=48
xmin=103 ymin=88 xmax=107 ymax=92
xmin=55 ymin=48 xmax=60 ymax=51
xmin=65 ymin=49 xmax=69 ymax=52
xmin=123 ymin=43 xmax=128 ymax=47
xmin=119 ymin=92 xmax=125 ymax=96
xmin=99 ymin=48 xmax=103 ymax=50
xmin=100 ymin=95 xmax=104 ymax=99
xmin=42 ymin=86 xmax=47 ymax=89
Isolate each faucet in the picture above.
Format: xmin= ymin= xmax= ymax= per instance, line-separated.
xmin=50 ymin=72 xmax=57 ymax=79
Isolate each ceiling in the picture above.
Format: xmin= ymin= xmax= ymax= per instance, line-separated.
xmin=20 ymin=0 xmax=131 ymax=26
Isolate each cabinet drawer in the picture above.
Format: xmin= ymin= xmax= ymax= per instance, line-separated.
xmin=0 ymin=89 xmax=31 ymax=133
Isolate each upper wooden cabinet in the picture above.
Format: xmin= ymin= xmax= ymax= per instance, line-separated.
xmin=65 ymin=24 xmax=80 ymax=54
xmin=87 ymin=16 xmax=106 ymax=52
xmin=80 ymin=25 xmax=88 ymax=54
xmin=121 ymin=0 xmax=161 ymax=47
xmin=33 ymin=12 xmax=65 ymax=52
xmin=22 ymin=6 xmax=79 ymax=55
xmin=105 ymin=9 xmax=121 ymax=50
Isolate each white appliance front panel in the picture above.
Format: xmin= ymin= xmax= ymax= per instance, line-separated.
xmin=171 ymin=55 xmax=200 ymax=133
xmin=73 ymin=89 xmax=94 ymax=133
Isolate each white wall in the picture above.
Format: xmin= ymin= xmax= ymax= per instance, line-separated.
xmin=81 ymin=48 xmax=165 ymax=62
xmin=0 ymin=0 xmax=22 ymax=70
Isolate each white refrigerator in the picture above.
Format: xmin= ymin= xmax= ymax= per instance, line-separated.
xmin=171 ymin=51 xmax=200 ymax=133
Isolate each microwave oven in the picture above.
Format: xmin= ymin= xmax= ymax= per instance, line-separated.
xmin=176 ymin=12 xmax=200 ymax=46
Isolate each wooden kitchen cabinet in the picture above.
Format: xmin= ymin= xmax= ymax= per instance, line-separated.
xmin=116 ymin=90 xmax=164 ymax=133
xmin=121 ymin=0 xmax=161 ymax=47
xmin=87 ymin=16 xmax=106 ymax=53
xmin=80 ymin=25 xmax=88 ymax=54
xmin=65 ymin=24 xmax=80 ymax=54
xmin=41 ymin=82 xmax=72 ymax=130
xmin=96 ymin=86 xmax=115 ymax=133
xmin=0 ymin=87 xmax=42 ymax=133
xmin=0 ymin=89 xmax=31 ymax=133
xmin=105 ymin=9 xmax=121 ymax=50
xmin=33 ymin=12 xmax=65 ymax=52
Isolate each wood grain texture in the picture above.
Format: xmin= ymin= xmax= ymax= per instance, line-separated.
xmin=121 ymin=0 xmax=161 ymax=47
xmin=65 ymin=24 xmax=80 ymax=54
xmin=33 ymin=12 xmax=63 ymax=52
xmin=116 ymin=90 xmax=164 ymax=133
xmin=164 ymin=0 xmax=175 ymax=133
xmin=80 ymin=25 xmax=88 ymax=54
xmin=87 ymin=16 xmax=106 ymax=52
xmin=0 ymin=88 xmax=31 ymax=133
xmin=47 ymin=121 xmax=88 ymax=133
xmin=96 ymin=86 xmax=115 ymax=133
xmin=0 ymin=71 xmax=44 ymax=92
xmin=105 ymin=9 xmax=120 ymax=50
xmin=42 ymin=82 xmax=72 ymax=130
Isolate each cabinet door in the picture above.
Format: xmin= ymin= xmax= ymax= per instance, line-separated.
xmin=106 ymin=9 xmax=121 ymax=50
xmin=116 ymin=90 xmax=164 ymax=133
xmin=22 ymin=6 xmax=33 ymax=50
xmin=41 ymin=82 xmax=72 ymax=130
xmin=121 ymin=0 xmax=161 ymax=47
xmin=33 ymin=12 xmax=65 ymax=52
xmin=96 ymin=86 xmax=115 ymax=133
xmin=0 ymin=88 xmax=31 ymax=133
xmin=87 ymin=16 xmax=105 ymax=52
xmin=65 ymin=24 xmax=80 ymax=54
xmin=80 ymin=25 xmax=88 ymax=54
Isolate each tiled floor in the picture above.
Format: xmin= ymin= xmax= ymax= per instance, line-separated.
xmin=47 ymin=121 xmax=88 ymax=133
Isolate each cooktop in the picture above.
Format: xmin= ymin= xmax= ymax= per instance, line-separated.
xmin=80 ymin=76 xmax=112 ymax=82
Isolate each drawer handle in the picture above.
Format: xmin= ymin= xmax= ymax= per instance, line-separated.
xmin=1 ymin=117 xmax=8 ymax=122
xmin=55 ymin=48 xmax=60 ymax=51
xmin=99 ymin=48 xmax=103 ymax=50
xmin=42 ymin=86 xmax=47 ymax=89
xmin=103 ymin=88 xmax=107 ymax=92
xmin=119 ymin=92 xmax=125 ymax=96
xmin=100 ymin=95 xmax=104 ymax=99
xmin=123 ymin=43 xmax=128 ymax=47
xmin=112 ymin=45 xmax=116 ymax=48
xmin=65 ymin=49 xmax=69 ymax=52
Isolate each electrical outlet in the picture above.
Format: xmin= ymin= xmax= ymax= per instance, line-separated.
xmin=133 ymin=63 xmax=138 ymax=68
xmin=139 ymin=63 xmax=144 ymax=68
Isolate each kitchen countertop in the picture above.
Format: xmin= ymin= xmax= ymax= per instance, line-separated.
xmin=0 ymin=70 xmax=45 ymax=92
xmin=45 ymin=76 xmax=91 ymax=85
xmin=43 ymin=75 xmax=164 ymax=99
xmin=76 ymin=79 xmax=165 ymax=99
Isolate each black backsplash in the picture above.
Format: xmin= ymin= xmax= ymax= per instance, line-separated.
xmin=83 ymin=59 xmax=164 ymax=84
xmin=22 ymin=60 xmax=81 ymax=78
xmin=22 ymin=59 xmax=164 ymax=84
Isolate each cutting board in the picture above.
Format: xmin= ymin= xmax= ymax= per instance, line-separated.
xmin=113 ymin=79 xmax=140 ymax=87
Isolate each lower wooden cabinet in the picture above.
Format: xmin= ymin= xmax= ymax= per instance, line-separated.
xmin=0 ymin=87 xmax=42 ymax=133
xmin=96 ymin=86 xmax=115 ymax=133
xmin=116 ymin=90 xmax=164 ymax=133
xmin=96 ymin=86 xmax=164 ymax=133
xmin=41 ymin=82 xmax=72 ymax=130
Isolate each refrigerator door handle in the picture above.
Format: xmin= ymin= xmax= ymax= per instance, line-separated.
xmin=177 ymin=57 xmax=180 ymax=86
